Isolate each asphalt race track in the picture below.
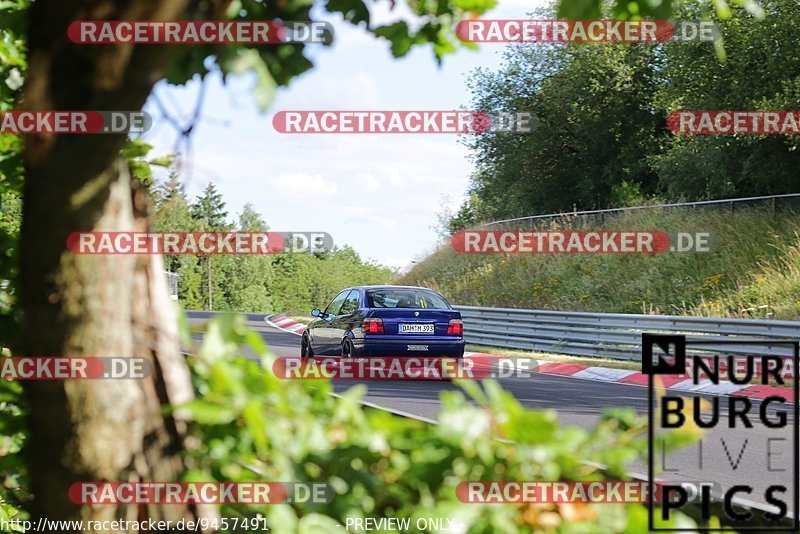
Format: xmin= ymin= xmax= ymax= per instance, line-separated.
xmin=188 ymin=312 xmax=796 ymax=515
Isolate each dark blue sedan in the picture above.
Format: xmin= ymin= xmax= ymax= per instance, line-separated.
xmin=301 ymin=285 xmax=465 ymax=358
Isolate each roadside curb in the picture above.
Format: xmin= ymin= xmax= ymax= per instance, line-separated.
xmin=266 ymin=314 xmax=307 ymax=335
xmin=263 ymin=319 xmax=791 ymax=401
xmin=463 ymin=351 xmax=792 ymax=402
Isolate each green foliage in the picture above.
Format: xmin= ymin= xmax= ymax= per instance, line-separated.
xmin=152 ymin=174 xmax=206 ymax=308
xmin=150 ymin=176 xmax=392 ymax=313
xmin=122 ymin=138 xmax=174 ymax=191
xmin=162 ymin=0 xmax=497 ymax=108
xmin=192 ymin=184 xmax=231 ymax=232
xmin=238 ymin=203 xmax=268 ymax=233
xmin=652 ymin=0 xmax=800 ymax=199
xmin=0 ymin=3 xmax=27 ymax=523
xmin=153 ymin=172 xmax=196 ymax=235
xmin=684 ymin=233 xmax=800 ymax=319
xmin=189 ymin=183 xmax=231 ymax=310
xmin=1 ymin=0 xmax=776 ymax=529
xmin=461 ymin=12 xmax=663 ymax=220
xmin=0 ymin=0 xmax=26 ymax=350
xmin=0 ymin=378 xmax=29 ymax=531
xmin=270 ymin=247 xmax=393 ymax=314
xmin=216 ymin=205 xmax=275 ymax=313
xmin=557 ymin=0 xmax=762 ymax=21
xmin=0 ymin=1 xmax=27 ymax=112
xmin=0 ymin=190 xmax=19 ymax=317
xmin=455 ymin=0 xmax=800 ymax=227
xmin=400 ymin=209 xmax=800 ymax=319
xmin=179 ymin=313 xmax=698 ymax=532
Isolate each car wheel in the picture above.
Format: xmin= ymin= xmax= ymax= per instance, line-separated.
xmin=341 ymin=338 xmax=354 ymax=358
xmin=301 ymin=333 xmax=314 ymax=358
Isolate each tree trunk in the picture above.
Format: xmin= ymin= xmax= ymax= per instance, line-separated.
xmin=19 ymin=0 xmax=216 ymax=530
xmin=207 ymin=258 xmax=213 ymax=310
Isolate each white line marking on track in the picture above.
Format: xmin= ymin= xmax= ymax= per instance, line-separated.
xmin=572 ymin=367 xmax=638 ymax=382
xmin=329 ymin=392 xmax=438 ymax=424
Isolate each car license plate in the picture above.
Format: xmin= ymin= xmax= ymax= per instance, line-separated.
xmin=400 ymin=323 xmax=434 ymax=334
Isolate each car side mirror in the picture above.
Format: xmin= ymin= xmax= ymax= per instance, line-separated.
xmin=311 ymin=308 xmax=322 ymax=317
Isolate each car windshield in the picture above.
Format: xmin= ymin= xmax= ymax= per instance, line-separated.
xmin=366 ymin=288 xmax=449 ymax=309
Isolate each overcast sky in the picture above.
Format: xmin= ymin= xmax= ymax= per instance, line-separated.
xmin=143 ymin=0 xmax=541 ymax=271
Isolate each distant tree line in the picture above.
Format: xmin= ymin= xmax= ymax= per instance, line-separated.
xmin=152 ymin=175 xmax=393 ymax=314
xmin=449 ymin=0 xmax=800 ymax=231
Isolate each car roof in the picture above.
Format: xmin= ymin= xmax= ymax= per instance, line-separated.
xmin=356 ymin=285 xmax=436 ymax=291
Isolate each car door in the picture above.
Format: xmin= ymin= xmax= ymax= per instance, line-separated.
xmin=313 ymin=290 xmax=349 ymax=354
xmin=330 ymin=289 xmax=361 ymax=352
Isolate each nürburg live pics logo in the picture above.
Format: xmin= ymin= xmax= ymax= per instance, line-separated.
xmin=644 ymin=334 xmax=799 ymax=531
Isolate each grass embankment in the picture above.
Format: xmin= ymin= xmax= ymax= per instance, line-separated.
xmin=398 ymin=209 xmax=800 ymax=320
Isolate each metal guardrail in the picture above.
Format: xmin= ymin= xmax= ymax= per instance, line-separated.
xmin=479 ymin=193 xmax=800 ymax=229
xmin=454 ymin=305 xmax=800 ymax=360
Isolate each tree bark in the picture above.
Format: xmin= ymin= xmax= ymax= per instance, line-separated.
xmin=19 ymin=1 xmax=215 ymax=531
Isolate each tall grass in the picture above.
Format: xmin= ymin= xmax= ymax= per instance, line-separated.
xmin=397 ymin=209 xmax=800 ymax=319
